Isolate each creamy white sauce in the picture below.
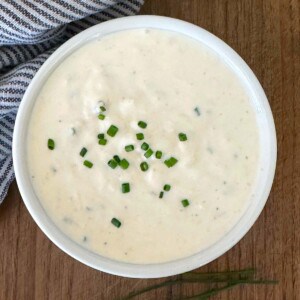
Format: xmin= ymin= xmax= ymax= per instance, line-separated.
xmin=27 ymin=29 xmax=259 ymax=264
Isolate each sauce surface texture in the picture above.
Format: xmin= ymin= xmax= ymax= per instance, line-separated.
xmin=27 ymin=29 xmax=260 ymax=263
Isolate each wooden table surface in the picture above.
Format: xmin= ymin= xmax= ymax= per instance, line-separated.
xmin=1 ymin=0 xmax=299 ymax=299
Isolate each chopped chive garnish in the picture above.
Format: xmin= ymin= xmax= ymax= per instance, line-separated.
xmin=159 ymin=191 xmax=164 ymax=199
xmin=107 ymin=125 xmax=119 ymax=137
xmin=125 ymin=144 xmax=135 ymax=152
xmin=113 ymin=155 xmax=121 ymax=163
xmin=97 ymin=133 xmax=105 ymax=139
xmin=141 ymin=142 xmax=149 ymax=151
xmin=138 ymin=121 xmax=147 ymax=129
xmin=140 ymin=162 xmax=149 ymax=171
xmin=47 ymin=139 xmax=55 ymax=150
xmin=164 ymin=157 xmax=178 ymax=168
xmin=83 ymin=160 xmax=93 ymax=168
xmin=98 ymin=113 xmax=105 ymax=120
xmin=178 ymin=132 xmax=187 ymax=141
xmin=120 ymin=159 xmax=129 ymax=170
xmin=181 ymin=199 xmax=190 ymax=207
xmin=121 ymin=183 xmax=130 ymax=193
xmin=194 ymin=106 xmax=201 ymax=116
xmin=111 ymin=218 xmax=121 ymax=228
xmin=144 ymin=148 xmax=154 ymax=158
xmin=155 ymin=151 xmax=162 ymax=159
xmin=98 ymin=139 xmax=107 ymax=145
xmin=136 ymin=133 xmax=144 ymax=140
xmin=79 ymin=147 xmax=87 ymax=157
xmin=100 ymin=106 xmax=106 ymax=112
xmin=108 ymin=159 xmax=118 ymax=169
xmin=163 ymin=184 xmax=171 ymax=192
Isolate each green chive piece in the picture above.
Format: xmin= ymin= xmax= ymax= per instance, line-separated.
xmin=79 ymin=147 xmax=87 ymax=157
xmin=155 ymin=151 xmax=162 ymax=159
xmin=107 ymin=125 xmax=118 ymax=137
xmin=47 ymin=139 xmax=55 ymax=150
xmin=136 ymin=133 xmax=144 ymax=140
xmin=111 ymin=218 xmax=121 ymax=228
xmin=181 ymin=199 xmax=190 ymax=207
xmin=178 ymin=132 xmax=188 ymax=141
xmin=113 ymin=155 xmax=121 ymax=163
xmin=108 ymin=159 xmax=118 ymax=169
xmin=100 ymin=106 xmax=106 ymax=112
xmin=159 ymin=191 xmax=164 ymax=199
xmin=138 ymin=121 xmax=147 ymax=129
xmin=164 ymin=157 xmax=178 ymax=168
xmin=140 ymin=162 xmax=149 ymax=172
xmin=194 ymin=106 xmax=201 ymax=116
xmin=141 ymin=142 xmax=149 ymax=151
xmin=163 ymin=184 xmax=171 ymax=192
xmin=144 ymin=148 xmax=153 ymax=158
xmin=122 ymin=183 xmax=130 ymax=193
xmin=98 ymin=113 xmax=105 ymax=120
xmin=120 ymin=159 xmax=129 ymax=170
xmin=83 ymin=160 xmax=93 ymax=168
xmin=97 ymin=133 xmax=105 ymax=139
xmin=98 ymin=139 xmax=107 ymax=145
xmin=125 ymin=144 xmax=135 ymax=152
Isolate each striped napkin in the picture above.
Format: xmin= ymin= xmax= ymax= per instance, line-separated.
xmin=0 ymin=0 xmax=144 ymax=203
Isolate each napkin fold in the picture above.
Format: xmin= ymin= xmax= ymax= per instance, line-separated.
xmin=0 ymin=0 xmax=144 ymax=203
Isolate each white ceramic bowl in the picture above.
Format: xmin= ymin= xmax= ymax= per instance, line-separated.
xmin=13 ymin=16 xmax=276 ymax=278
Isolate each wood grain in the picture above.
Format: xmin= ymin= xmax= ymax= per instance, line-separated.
xmin=1 ymin=0 xmax=299 ymax=299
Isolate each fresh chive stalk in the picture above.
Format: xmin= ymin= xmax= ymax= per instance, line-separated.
xmin=159 ymin=191 xmax=164 ymax=199
xmin=97 ymin=133 xmax=105 ymax=139
xmin=100 ymin=105 xmax=106 ymax=112
xmin=182 ymin=269 xmax=256 ymax=281
xmin=119 ymin=269 xmax=277 ymax=300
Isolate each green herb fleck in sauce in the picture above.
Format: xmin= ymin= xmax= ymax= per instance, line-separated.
xmin=47 ymin=138 xmax=55 ymax=150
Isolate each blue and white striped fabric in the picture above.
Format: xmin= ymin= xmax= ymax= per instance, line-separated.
xmin=0 ymin=0 xmax=144 ymax=203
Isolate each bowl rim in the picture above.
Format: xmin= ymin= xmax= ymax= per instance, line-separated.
xmin=13 ymin=15 xmax=277 ymax=278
